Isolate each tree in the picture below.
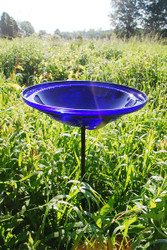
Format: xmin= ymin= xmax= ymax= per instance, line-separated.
xmin=38 ymin=30 xmax=47 ymax=38
xmin=54 ymin=29 xmax=61 ymax=36
xmin=142 ymin=0 xmax=167 ymax=32
xmin=110 ymin=0 xmax=167 ymax=37
xmin=0 ymin=12 xmax=20 ymax=38
xmin=20 ymin=21 xmax=35 ymax=36
xmin=0 ymin=24 xmax=2 ymax=37
xmin=110 ymin=0 xmax=143 ymax=38
xmin=87 ymin=29 xmax=97 ymax=39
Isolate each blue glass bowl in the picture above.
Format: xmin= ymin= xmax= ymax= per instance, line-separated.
xmin=22 ymin=81 xmax=147 ymax=130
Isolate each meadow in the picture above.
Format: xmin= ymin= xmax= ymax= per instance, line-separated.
xmin=0 ymin=36 xmax=167 ymax=249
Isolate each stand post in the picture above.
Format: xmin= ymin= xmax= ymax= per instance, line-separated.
xmin=81 ymin=126 xmax=85 ymax=181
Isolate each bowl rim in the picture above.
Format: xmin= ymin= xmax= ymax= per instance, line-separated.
xmin=22 ymin=80 xmax=148 ymax=117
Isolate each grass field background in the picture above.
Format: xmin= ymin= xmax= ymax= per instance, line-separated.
xmin=0 ymin=36 xmax=167 ymax=249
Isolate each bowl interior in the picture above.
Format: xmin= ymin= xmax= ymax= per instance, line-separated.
xmin=33 ymin=85 xmax=138 ymax=110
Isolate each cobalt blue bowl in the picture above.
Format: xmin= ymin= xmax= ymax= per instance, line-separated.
xmin=22 ymin=81 xmax=147 ymax=129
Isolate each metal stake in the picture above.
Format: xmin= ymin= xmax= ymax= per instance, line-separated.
xmin=81 ymin=126 xmax=85 ymax=181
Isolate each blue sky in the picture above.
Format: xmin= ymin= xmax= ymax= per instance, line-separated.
xmin=0 ymin=0 xmax=112 ymax=33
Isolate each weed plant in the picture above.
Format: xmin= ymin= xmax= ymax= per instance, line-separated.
xmin=0 ymin=36 xmax=167 ymax=249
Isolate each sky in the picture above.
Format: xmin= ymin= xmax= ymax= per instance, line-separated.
xmin=0 ymin=0 xmax=112 ymax=33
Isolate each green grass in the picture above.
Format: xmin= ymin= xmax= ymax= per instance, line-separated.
xmin=0 ymin=36 xmax=167 ymax=249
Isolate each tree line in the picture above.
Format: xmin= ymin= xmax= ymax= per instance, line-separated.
xmin=0 ymin=12 xmax=112 ymax=40
xmin=0 ymin=12 xmax=35 ymax=39
xmin=110 ymin=0 xmax=167 ymax=38
xmin=0 ymin=1 xmax=167 ymax=40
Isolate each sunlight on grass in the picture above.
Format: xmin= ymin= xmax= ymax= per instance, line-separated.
xmin=0 ymin=36 xmax=167 ymax=249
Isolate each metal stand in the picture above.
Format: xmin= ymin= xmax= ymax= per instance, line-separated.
xmin=81 ymin=127 xmax=85 ymax=181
